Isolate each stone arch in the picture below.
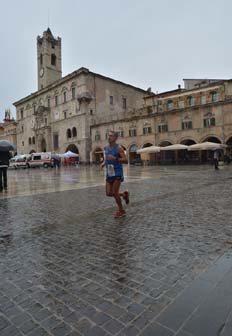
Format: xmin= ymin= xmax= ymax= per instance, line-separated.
xmin=128 ymin=143 xmax=140 ymax=163
xmin=200 ymin=136 xmax=221 ymax=163
xmin=201 ymin=135 xmax=221 ymax=143
xmin=65 ymin=144 xmax=79 ymax=154
xmin=159 ymin=140 xmax=173 ymax=147
xmin=142 ymin=142 xmax=153 ymax=148
xmin=180 ymin=138 xmax=197 ymax=145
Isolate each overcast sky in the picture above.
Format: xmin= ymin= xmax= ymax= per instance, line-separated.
xmin=0 ymin=0 xmax=231 ymax=121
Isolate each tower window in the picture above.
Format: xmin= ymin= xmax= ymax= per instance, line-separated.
xmin=51 ymin=54 xmax=56 ymax=66
xmin=122 ymin=97 xmax=127 ymax=109
xmin=63 ymin=91 xmax=67 ymax=103
xmin=40 ymin=54 xmax=43 ymax=65
xmin=72 ymin=87 xmax=76 ymax=99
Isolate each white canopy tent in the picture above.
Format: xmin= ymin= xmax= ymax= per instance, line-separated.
xmin=160 ymin=144 xmax=189 ymax=151
xmin=188 ymin=142 xmax=227 ymax=151
xmin=61 ymin=150 xmax=79 ymax=158
xmin=137 ymin=145 xmax=161 ymax=154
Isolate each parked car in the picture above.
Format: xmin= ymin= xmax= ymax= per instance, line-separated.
xmin=9 ymin=155 xmax=30 ymax=169
xmin=27 ymin=152 xmax=54 ymax=168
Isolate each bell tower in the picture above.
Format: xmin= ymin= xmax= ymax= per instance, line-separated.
xmin=37 ymin=28 xmax=62 ymax=90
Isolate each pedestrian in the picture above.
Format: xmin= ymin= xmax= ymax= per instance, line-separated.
xmin=0 ymin=151 xmax=11 ymax=191
xmin=101 ymin=130 xmax=129 ymax=218
xmin=213 ymin=150 xmax=219 ymax=170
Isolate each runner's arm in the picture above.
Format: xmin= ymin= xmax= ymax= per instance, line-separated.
xmin=117 ymin=146 xmax=128 ymax=164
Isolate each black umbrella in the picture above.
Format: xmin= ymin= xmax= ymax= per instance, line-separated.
xmin=0 ymin=140 xmax=16 ymax=152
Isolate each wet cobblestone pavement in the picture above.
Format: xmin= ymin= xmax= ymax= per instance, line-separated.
xmin=0 ymin=165 xmax=232 ymax=335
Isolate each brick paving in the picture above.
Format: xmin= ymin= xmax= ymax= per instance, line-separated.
xmin=0 ymin=165 xmax=232 ymax=335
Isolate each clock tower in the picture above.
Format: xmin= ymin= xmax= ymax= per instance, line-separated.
xmin=37 ymin=28 xmax=62 ymax=90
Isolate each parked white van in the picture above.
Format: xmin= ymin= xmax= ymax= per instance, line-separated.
xmin=27 ymin=152 xmax=54 ymax=168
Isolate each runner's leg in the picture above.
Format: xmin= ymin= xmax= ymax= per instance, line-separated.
xmin=112 ymin=179 xmax=124 ymax=211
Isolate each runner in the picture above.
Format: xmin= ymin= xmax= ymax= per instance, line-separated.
xmin=101 ymin=130 xmax=129 ymax=218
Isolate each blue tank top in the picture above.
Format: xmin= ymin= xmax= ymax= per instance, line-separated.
xmin=105 ymin=144 xmax=123 ymax=178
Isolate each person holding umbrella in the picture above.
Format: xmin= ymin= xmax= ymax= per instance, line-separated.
xmin=0 ymin=151 xmax=11 ymax=191
xmin=0 ymin=140 xmax=15 ymax=192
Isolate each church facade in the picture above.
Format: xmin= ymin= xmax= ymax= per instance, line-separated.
xmin=13 ymin=29 xmax=147 ymax=162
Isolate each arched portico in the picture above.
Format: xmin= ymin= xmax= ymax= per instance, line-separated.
xmin=159 ymin=141 xmax=174 ymax=164
xmin=128 ymin=144 xmax=140 ymax=164
xmin=180 ymin=138 xmax=197 ymax=163
xmin=93 ymin=147 xmax=103 ymax=163
xmin=65 ymin=144 xmax=79 ymax=154
xmin=200 ymin=136 xmax=222 ymax=163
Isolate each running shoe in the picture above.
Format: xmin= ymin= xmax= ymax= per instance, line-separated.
xmin=114 ymin=210 xmax=126 ymax=218
xmin=123 ymin=190 xmax=130 ymax=204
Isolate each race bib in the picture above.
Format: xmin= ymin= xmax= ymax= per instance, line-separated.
xmin=107 ymin=164 xmax=115 ymax=177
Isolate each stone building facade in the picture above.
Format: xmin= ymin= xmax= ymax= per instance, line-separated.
xmin=0 ymin=120 xmax=17 ymax=146
xmin=13 ymin=29 xmax=147 ymax=162
xmin=91 ymin=78 xmax=232 ymax=163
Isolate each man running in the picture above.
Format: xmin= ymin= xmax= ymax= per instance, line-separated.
xmin=101 ymin=130 xmax=129 ymax=218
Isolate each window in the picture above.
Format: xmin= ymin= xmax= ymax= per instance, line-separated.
xmin=201 ymin=96 xmax=206 ymax=104
xmin=40 ymin=54 xmax=43 ymax=65
xmin=129 ymin=128 xmax=137 ymax=137
xmin=55 ymin=95 xmax=58 ymax=106
xmin=72 ymin=127 xmax=77 ymax=137
xmin=32 ymin=136 xmax=35 ymax=145
xmin=63 ymin=91 xmax=67 ymax=103
xmin=117 ymin=130 xmax=124 ymax=138
xmin=22 ymin=141 xmax=24 ymax=146
xmin=53 ymin=134 xmax=59 ymax=150
xmin=47 ymin=98 xmax=50 ymax=108
xmin=72 ymin=87 xmax=76 ymax=99
xmin=51 ymin=54 xmax=56 ymax=66
xmin=122 ymin=97 xmax=127 ymax=109
xmin=178 ymin=100 xmax=185 ymax=109
xmin=45 ymin=118 xmax=47 ymax=126
xmin=67 ymin=129 xmax=71 ymax=138
xmin=20 ymin=108 xmax=24 ymax=119
xmin=95 ymin=132 xmax=101 ymax=140
xmin=33 ymin=155 xmax=41 ymax=160
xmin=158 ymin=124 xmax=168 ymax=133
xmin=28 ymin=137 xmax=31 ymax=145
xmin=33 ymin=105 xmax=36 ymax=113
xmin=21 ymin=125 xmax=24 ymax=132
xmin=110 ymin=96 xmax=114 ymax=105
xmin=182 ymin=121 xmax=192 ymax=129
xmin=187 ymin=96 xmax=195 ymax=106
xmin=167 ymin=100 xmax=173 ymax=110
xmin=203 ymin=117 xmax=216 ymax=128
xmin=64 ymin=111 xmax=67 ymax=119
xmin=143 ymin=126 xmax=152 ymax=134
xmin=211 ymin=91 xmax=219 ymax=102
